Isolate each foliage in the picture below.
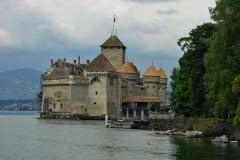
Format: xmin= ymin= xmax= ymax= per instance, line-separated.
xmin=150 ymin=103 xmax=160 ymax=112
xmin=171 ymin=0 xmax=240 ymax=123
xmin=232 ymin=75 xmax=240 ymax=127
xmin=186 ymin=117 xmax=216 ymax=132
xmin=170 ymin=23 xmax=216 ymax=117
xmin=204 ymin=0 xmax=240 ymax=119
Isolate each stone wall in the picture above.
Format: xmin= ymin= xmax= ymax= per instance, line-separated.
xmin=147 ymin=116 xmax=187 ymax=131
xmin=41 ymin=84 xmax=71 ymax=113
xmin=87 ymin=73 xmax=108 ymax=116
xmin=107 ymin=73 xmax=120 ymax=116
xmin=143 ymin=76 xmax=160 ymax=97
xmin=101 ymin=47 xmax=125 ymax=70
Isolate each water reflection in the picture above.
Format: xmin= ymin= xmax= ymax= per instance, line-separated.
xmin=173 ymin=137 xmax=240 ymax=160
xmin=1 ymin=112 xmax=240 ymax=160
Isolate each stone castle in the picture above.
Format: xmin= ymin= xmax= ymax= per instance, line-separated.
xmin=40 ymin=34 xmax=168 ymax=120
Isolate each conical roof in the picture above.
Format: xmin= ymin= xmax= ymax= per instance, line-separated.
xmin=117 ymin=62 xmax=137 ymax=74
xmin=158 ymin=68 xmax=167 ymax=79
xmin=144 ymin=65 xmax=159 ymax=77
xmin=86 ymin=54 xmax=116 ymax=72
xmin=100 ymin=35 xmax=126 ymax=48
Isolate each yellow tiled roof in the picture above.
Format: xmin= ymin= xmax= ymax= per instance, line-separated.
xmin=158 ymin=68 xmax=167 ymax=79
xmin=117 ymin=62 xmax=137 ymax=74
xmin=144 ymin=65 xmax=159 ymax=77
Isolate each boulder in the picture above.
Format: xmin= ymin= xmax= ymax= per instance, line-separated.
xmin=164 ymin=129 xmax=175 ymax=135
xmin=211 ymin=135 xmax=228 ymax=143
xmin=184 ymin=131 xmax=203 ymax=138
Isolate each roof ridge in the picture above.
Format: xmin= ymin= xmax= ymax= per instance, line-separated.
xmin=86 ymin=54 xmax=116 ymax=72
xmin=100 ymin=35 xmax=126 ymax=48
xmin=158 ymin=68 xmax=167 ymax=79
xmin=144 ymin=64 xmax=159 ymax=77
xmin=117 ymin=61 xmax=137 ymax=74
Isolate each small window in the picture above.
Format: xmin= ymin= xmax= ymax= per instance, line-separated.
xmin=95 ymin=91 xmax=98 ymax=95
xmin=147 ymin=86 xmax=149 ymax=88
xmin=153 ymin=86 xmax=155 ymax=88
xmin=53 ymin=103 xmax=56 ymax=109
xmin=94 ymin=102 xmax=96 ymax=104
xmin=110 ymin=78 xmax=114 ymax=86
xmin=60 ymin=103 xmax=63 ymax=109
xmin=111 ymin=47 xmax=113 ymax=49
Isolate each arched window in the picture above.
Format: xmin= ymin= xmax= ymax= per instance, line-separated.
xmin=90 ymin=77 xmax=100 ymax=84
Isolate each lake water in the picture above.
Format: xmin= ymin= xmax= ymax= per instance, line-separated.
xmin=0 ymin=111 xmax=240 ymax=160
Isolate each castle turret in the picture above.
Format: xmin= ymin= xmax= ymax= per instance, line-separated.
xmin=158 ymin=68 xmax=168 ymax=106
xmin=100 ymin=35 xmax=126 ymax=70
xmin=143 ymin=65 xmax=160 ymax=97
xmin=118 ymin=61 xmax=139 ymax=96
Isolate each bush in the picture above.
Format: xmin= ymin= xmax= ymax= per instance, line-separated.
xmin=150 ymin=103 xmax=160 ymax=112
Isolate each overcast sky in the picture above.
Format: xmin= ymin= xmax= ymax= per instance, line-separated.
xmin=0 ymin=0 xmax=215 ymax=78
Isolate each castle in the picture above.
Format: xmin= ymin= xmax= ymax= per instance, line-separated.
xmin=40 ymin=33 xmax=168 ymax=120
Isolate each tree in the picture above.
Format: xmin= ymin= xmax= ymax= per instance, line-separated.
xmin=204 ymin=0 xmax=240 ymax=119
xmin=171 ymin=23 xmax=216 ymax=117
xmin=150 ymin=103 xmax=160 ymax=112
xmin=232 ymin=75 xmax=240 ymax=127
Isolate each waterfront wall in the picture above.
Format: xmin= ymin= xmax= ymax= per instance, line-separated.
xmin=147 ymin=116 xmax=187 ymax=131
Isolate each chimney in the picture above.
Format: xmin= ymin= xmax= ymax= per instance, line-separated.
xmin=78 ymin=56 xmax=80 ymax=65
xmin=51 ymin=59 xmax=54 ymax=67
xmin=74 ymin=60 xmax=76 ymax=65
xmin=87 ymin=59 xmax=90 ymax=64
xmin=63 ymin=58 xmax=66 ymax=67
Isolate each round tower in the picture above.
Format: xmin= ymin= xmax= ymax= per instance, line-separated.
xmin=143 ymin=65 xmax=160 ymax=97
xmin=158 ymin=68 xmax=168 ymax=106
xmin=118 ymin=61 xmax=139 ymax=96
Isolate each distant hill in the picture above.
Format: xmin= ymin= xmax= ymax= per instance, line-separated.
xmin=0 ymin=68 xmax=42 ymax=100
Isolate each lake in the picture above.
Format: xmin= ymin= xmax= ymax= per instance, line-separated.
xmin=0 ymin=111 xmax=239 ymax=160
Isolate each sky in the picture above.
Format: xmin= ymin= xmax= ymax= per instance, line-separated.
xmin=0 ymin=0 xmax=216 ymax=79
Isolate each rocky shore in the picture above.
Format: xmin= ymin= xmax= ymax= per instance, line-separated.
xmin=133 ymin=116 xmax=240 ymax=143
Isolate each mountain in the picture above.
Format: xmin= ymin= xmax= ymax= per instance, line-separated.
xmin=0 ymin=68 xmax=42 ymax=100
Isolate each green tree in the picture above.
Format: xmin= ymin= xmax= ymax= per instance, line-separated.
xmin=170 ymin=67 xmax=179 ymax=108
xmin=150 ymin=103 xmax=160 ymax=112
xmin=204 ymin=0 xmax=240 ymax=119
xmin=171 ymin=23 xmax=216 ymax=117
xmin=232 ymin=75 xmax=240 ymax=127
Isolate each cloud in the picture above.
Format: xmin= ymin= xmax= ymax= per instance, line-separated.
xmin=0 ymin=0 xmax=216 ymax=79
xmin=125 ymin=0 xmax=179 ymax=3
xmin=0 ymin=28 xmax=15 ymax=47
xmin=157 ymin=8 xmax=179 ymax=15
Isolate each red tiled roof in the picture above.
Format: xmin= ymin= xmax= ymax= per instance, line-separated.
xmin=86 ymin=54 xmax=116 ymax=72
xmin=100 ymin=35 xmax=126 ymax=48
xmin=121 ymin=96 xmax=161 ymax=103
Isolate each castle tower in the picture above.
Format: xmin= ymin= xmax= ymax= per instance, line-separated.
xmin=118 ymin=61 xmax=139 ymax=96
xmin=158 ymin=67 xmax=168 ymax=106
xmin=100 ymin=35 xmax=126 ymax=70
xmin=143 ymin=64 xmax=160 ymax=97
